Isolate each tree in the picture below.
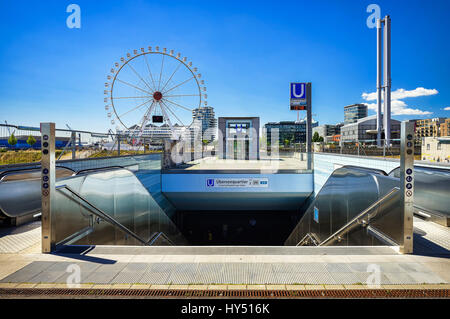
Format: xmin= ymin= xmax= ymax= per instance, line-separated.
xmin=312 ymin=132 xmax=325 ymax=143
xmin=8 ymin=133 xmax=17 ymax=147
xmin=26 ymin=135 xmax=36 ymax=147
xmin=312 ymin=132 xmax=320 ymax=142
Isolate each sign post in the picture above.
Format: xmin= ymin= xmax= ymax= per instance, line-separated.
xmin=400 ymin=121 xmax=414 ymax=254
xmin=40 ymin=122 xmax=55 ymax=253
xmin=290 ymin=82 xmax=312 ymax=170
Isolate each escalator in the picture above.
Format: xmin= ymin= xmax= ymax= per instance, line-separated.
xmin=389 ymin=166 xmax=450 ymax=226
xmin=52 ymin=167 xmax=187 ymax=247
xmin=0 ymin=159 xmax=186 ymax=247
xmin=285 ymin=166 xmax=403 ymax=246
xmin=0 ymin=167 xmax=75 ymax=225
xmin=1 ymin=159 xmax=448 ymax=249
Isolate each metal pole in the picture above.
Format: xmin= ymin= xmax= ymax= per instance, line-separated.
xmin=383 ymin=15 xmax=391 ymax=146
xmin=40 ymin=123 xmax=55 ymax=253
xmin=400 ymin=121 xmax=414 ymax=254
xmin=117 ymin=135 xmax=121 ymax=156
xmin=376 ymin=18 xmax=383 ymax=147
xmin=306 ymin=83 xmax=312 ymax=170
xmin=71 ymin=131 xmax=76 ymax=159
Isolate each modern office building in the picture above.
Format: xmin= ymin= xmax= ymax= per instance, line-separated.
xmin=344 ymin=104 xmax=368 ymax=125
xmin=264 ymin=119 xmax=319 ymax=146
xmin=192 ymin=106 xmax=217 ymax=142
xmin=218 ymin=117 xmax=259 ymax=160
xmin=340 ymin=114 xmax=400 ymax=143
xmin=313 ymin=123 xmax=343 ymax=140
xmin=416 ymin=118 xmax=446 ymax=138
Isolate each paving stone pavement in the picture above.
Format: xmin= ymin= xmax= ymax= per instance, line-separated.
xmin=0 ymin=218 xmax=448 ymax=287
xmin=0 ymin=259 xmax=448 ymax=285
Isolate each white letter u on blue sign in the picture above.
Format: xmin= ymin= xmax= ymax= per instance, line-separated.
xmin=292 ymin=83 xmax=305 ymax=98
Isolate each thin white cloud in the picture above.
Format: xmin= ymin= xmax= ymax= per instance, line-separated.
xmin=363 ymin=100 xmax=432 ymax=116
xmin=392 ymin=107 xmax=433 ymax=116
xmin=362 ymin=87 xmax=438 ymax=101
xmin=444 ymin=106 xmax=450 ymax=111
xmin=360 ymin=87 xmax=436 ymax=116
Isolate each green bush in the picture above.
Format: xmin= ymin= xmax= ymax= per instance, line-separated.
xmin=8 ymin=133 xmax=17 ymax=147
xmin=26 ymin=135 xmax=37 ymax=147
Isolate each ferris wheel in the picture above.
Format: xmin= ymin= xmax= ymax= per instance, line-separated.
xmin=104 ymin=46 xmax=207 ymax=143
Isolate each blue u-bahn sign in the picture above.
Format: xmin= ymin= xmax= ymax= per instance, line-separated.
xmin=290 ymin=83 xmax=306 ymax=99
xmin=290 ymin=82 xmax=308 ymax=110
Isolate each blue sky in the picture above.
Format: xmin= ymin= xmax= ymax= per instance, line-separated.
xmin=0 ymin=0 xmax=449 ymax=132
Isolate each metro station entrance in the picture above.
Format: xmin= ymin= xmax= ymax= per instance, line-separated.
xmin=219 ymin=117 xmax=260 ymax=160
xmin=177 ymin=210 xmax=298 ymax=245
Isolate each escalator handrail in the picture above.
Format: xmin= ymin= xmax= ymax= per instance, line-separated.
xmin=0 ymin=166 xmax=75 ymax=180
xmin=75 ymin=166 xmax=126 ymax=176
xmin=318 ymin=186 xmax=400 ymax=246
xmin=56 ymin=184 xmax=149 ymax=245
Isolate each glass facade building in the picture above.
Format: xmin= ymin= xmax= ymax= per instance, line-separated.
xmin=264 ymin=120 xmax=319 ymax=146
xmin=341 ymin=115 xmax=400 ymax=143
xmin=344 ymin=104 xmax=368 ymax=125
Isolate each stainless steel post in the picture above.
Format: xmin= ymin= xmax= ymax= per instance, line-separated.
xmin=40 ymin=123 xmax=56 ymax=253
xmin=117 ymin=135 xmax=121 ymax=156
xmin=376 ymin=18 xmax=383 ymax=147
xmin=383 ymin=15 xmax=391 ymax=146
xmin=400 ymin=121 xmax=414 ymax=254
xmin=306 ymin=82 xmax=312 ymax=170
xmin=71 ymin=131 xmax=76 ymax=159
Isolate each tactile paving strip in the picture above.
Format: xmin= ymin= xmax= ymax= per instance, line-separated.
xmin=0 ymin=222 xmax=41 ymax=253
xmin=413 ymin=217 xmax=450 ymax=255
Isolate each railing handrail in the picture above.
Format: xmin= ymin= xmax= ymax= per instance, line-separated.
xmin=318 ymin=187 xmax=400 ymax=246
xmin=148 ymin=232 xmax=175 ymax=246
xmin=296 ymin=233 xmax=319 ymax=246
xmin=56 ymin=184 xmax=149 ymax=245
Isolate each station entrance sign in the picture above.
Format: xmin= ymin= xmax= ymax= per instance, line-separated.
xmin=290 ymin=82 xmax=308 ymax=110
xmin=206 ymin=178 xmax=269 ymax=188
xmin=290 ymin=82 xmax=312 ymax=170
